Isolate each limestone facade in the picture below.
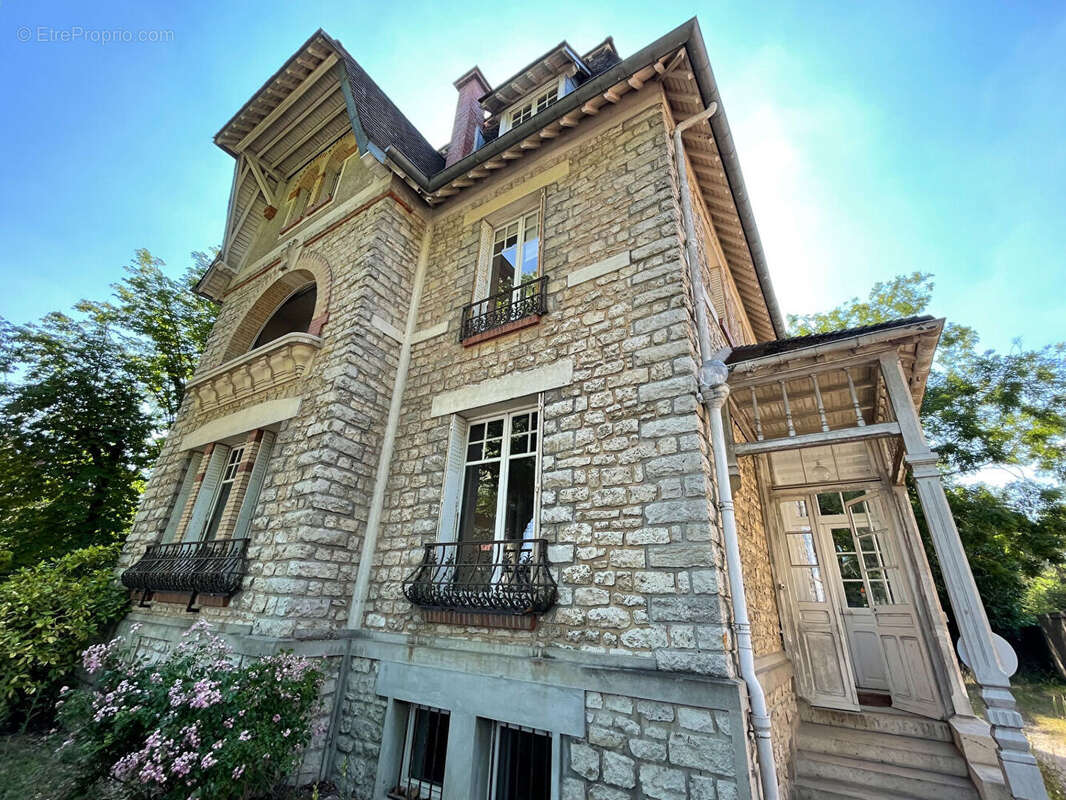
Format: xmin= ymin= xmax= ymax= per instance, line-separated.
xmin=117 ymin=35 xmax=796 ymax=800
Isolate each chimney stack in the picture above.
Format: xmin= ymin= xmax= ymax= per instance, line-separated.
xmin=445 ymin=67 xmax=491 ymax=168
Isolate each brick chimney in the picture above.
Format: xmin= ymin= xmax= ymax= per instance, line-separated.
xmin=445 ymin=66 xmax=491 ymax=168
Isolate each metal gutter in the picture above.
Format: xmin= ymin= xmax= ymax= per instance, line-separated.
xmin=682 ymin=19 xmax=786 ymax=339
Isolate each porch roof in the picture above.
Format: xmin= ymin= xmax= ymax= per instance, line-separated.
xmin=724 ymin=316 xmax=944 ymax=455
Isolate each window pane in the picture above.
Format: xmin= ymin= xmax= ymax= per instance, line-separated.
xmin=484 ymin=438 xmax=502 ymax=459
xmin=469 ymin=423 xmax=486 ymax=442
xmin=504 ymin=456 xmax=536 ymax=540
xmin=407 ymin=706 xmax=449 ymax=793
xmin=467 ymin=442 xmax=483 ymax=462
xmin=786 ymin=531 xmax=818 ymax=566
xmin=837 ymin=554 xmax=861 ymax=579
xmin=512 ymin=414 xmax=530 ymax=434
xmin=843 ymin=580 xmax=869 ymax=608
xmin=487 ymin=419 xmax=504 ymax=439
xmin=457 ymin=463 xmax=500 ymax=545
xmin=817 ymin=492 xmax=844 ymax=515
xmin=869 ymin=581 xmax=892 ymax=605
xmin=831 ymin=527 xmax=854 ymax=553
xmin=793 ymin=566 xmax=826 ymax=603
xmin=494 ymin=725 xmax=551 ymax=800
xmin=201 ymin=482 xmax=233 ymax=541
xmin=510 ymin=435 xmax=529 ymax=455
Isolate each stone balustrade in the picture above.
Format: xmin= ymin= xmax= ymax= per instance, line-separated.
xmin=187 ymin=332 xmax=322 ymax=412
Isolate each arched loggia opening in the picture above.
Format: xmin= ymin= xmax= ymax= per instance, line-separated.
xmin=251 ymin=283 xmax=317 ymax=350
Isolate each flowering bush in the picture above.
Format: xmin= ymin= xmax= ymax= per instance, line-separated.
xmin=58 ymin=620 xmax=325 ymax=799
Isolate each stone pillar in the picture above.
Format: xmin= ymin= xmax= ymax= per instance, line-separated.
xmin=879 ymin=352 xmax=1048 ymax=800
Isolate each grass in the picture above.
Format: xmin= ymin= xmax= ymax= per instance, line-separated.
xmin=0 ymin=733 xmax=78 ymax=800
xmin=968 ymin=671 xmax=1066 ymax=798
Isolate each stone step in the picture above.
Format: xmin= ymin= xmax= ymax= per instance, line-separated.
xmin=793 ymin=775 xmax=929 ymax=800
xmin=798 ymin=701 xmax=953 ymax=742
xmin=797 ymin=722 xmax=969 ymax=776
xmin=796 ymin=751 xmax=980 ymax=800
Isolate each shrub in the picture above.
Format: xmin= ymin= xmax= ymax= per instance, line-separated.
xmin=0 ymin=543 xmax=128 ymax=725
xmin=58 ymin=621 xmax=325 ymax=799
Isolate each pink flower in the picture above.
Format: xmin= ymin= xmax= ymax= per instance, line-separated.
xmin=200 ymin=752 xmax=217 ymax=770
xmin=272 ymin=714 xmax=281 ymax=723
xmin=232 ymin=764 xmax=246 ymax=779
xmin=238 ymin=730 xmax=252 ymax=742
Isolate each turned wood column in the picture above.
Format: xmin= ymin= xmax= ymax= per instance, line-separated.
xmin=879 ymin=352 xmax=1048 ymax=800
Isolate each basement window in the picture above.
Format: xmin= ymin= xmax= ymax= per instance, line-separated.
xmin=489 ymin=723 xmax=552 ymax=800
xmin=391 ymin=705 xmax=450 ymax=799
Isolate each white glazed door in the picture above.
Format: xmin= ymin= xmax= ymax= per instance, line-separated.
xmin=777 ymin=497 xmax=860 ymax=711
xmin=844 ymin=492 xmax=941 ymax=717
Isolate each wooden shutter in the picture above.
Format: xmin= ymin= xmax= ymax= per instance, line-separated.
xmin=232 ymin=432 xmax=276 ymax=541
xmin=436 ymin=415 xmax=468 ymax=542
xmin=182 ymin=445 xmax=229 ymax=543
xmin=162 ymin=451 xmax=202 ymax=543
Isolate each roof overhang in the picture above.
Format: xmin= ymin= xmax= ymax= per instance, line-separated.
xmin=725 ymin=317 xmax=943 ymax=451
xmin=479 ymin=41 xmax=591 ymax=115
xmin=380 ymin=19 xmax=786 ymax=341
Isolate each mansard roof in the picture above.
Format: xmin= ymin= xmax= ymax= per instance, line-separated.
xmin=213 ymin=29 xmax=443 ymax=177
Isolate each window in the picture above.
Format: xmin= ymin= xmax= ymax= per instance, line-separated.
xmin=489 ymin=723 xmax=552 ymax=800
xmin=489 ymin=211 xmax=540 ymax=297
xmin=392 ymin=705 xmax=450 ymax=800
xmin=505 ymin=80 xmax=563 ymax=131
xmin=252 ymin=284 xmax=316 ymax=350
xmin=457 ymin=410 xmax=539 ymax=545
xmin=819 ymin=491 xmax=897 ymax=608
xmin=199 ymin=446 xmax=244 ymax=541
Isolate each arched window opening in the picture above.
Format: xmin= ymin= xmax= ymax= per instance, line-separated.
xmin=252 ymin=284 xmax=317 ymax=350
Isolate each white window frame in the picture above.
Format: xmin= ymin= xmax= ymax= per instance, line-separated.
xmin=487 ymin=721 xmax=554 ymax=800
xmin=399 ymin=704 xmax=450 ymax=800
xmin=453 ymin=406 xmax=541 ymax=546
xmin=488 ymin=210 xmax=541 ymax=298
xmin=199 ymin=445 xmax=245 ymax=541
xmin=499 ymin=76 xmax=566 ymax=134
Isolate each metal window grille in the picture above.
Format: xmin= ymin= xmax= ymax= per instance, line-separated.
xmin=388 ymin=705 xmax=450 ymax=800
xmin=489 ymin=722 xmax=552 ymax=800
xmin=120 ymin=537 xmax=249 ymax=597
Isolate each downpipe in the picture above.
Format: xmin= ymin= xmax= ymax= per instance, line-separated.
xmin=673 ymin=105 xmax=780 ymax=800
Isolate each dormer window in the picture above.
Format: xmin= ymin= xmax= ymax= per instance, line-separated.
xmin=500 ymin=76 xmax=570 ymax=134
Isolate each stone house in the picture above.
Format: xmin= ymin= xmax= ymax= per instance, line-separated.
xmin=117 ymin=18 xmax=1049 ymax=800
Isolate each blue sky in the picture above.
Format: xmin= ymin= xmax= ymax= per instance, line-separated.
xmin=1 ymin=0 xmax=1063 ymax=354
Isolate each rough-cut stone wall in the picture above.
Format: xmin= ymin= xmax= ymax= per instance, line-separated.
xmin=733 ymin=452 xmax=782 ymax=658
xmin=333 ymin=656 xmax=386 ymax=799
xmin=565 ymin=691 xmax=740 ymax=800
xmin=120 ymin=182 xmax=426 ymax=638
xmin=362 ymin=97 xmax=736 ymax=676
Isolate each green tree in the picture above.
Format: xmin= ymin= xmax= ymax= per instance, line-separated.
xmin=0 ymin=314 xmax=154 ymax=570
xmin=790 ymin=273 xmax=1066 ymax=631
xmin=76 ymin=249 xmax=217 ymax=425
xmin=791 ymin=273 xmax=1066 ymax=481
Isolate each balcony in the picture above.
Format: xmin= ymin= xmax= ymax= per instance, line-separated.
xmin=402 ymin=539 xmax=557 ymax=625
xmin=459 ymin=275 xmax=548 ymax=345
xmin=187 ymin=332 xmax=321 ymax=413
xmin=121 ymin=538 xmax=249 ymax=607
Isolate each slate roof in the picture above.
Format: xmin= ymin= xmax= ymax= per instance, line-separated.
xmin=725 ymin=316 xmax=936 ymax=365
xmin=325 ymin=34 xmax=446 ymax=177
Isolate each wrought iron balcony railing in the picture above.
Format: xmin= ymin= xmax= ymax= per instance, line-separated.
xmin=402 ymin=538 xmax=557 ymax=616
xmin=459 ymin=275 xmax=548 ymax=342
xmin=121 ymin=538 xmax=249 ymax=601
